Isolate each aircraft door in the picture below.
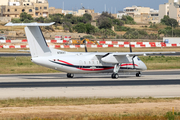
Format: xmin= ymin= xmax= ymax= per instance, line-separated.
xmin=79 ymin=60 xmax=83 ymax=69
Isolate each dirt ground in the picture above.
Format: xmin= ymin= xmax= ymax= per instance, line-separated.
xmin=0 ymin=100 xmax=179 ymax=118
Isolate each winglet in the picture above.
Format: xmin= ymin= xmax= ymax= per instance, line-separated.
xmin=5 ymin=22 xmax=55 ymax=26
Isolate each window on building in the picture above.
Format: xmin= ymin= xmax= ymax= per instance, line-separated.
xmin=15 ymin=15 xmax=17 ymax=17
xmin=13 ymin=4 xmax=16 ymax=6
xmin=22 ymin=9 xmax=25 ymax=12
xmin=40 ymin=7 xmax=42 ymax=9
xmin=7 ymin=15 xmax=9 ymax=17
xmin=35 ymin=13 xmax=38 ymax=16
xmin=29 ymin=9 xmax=32 ymax=12
xmin=44 ymin=7 xmax=47 ymax=9
xmin=27 ymin=4 xmax=29 ymax=6
xmin=15 ymin=9 xmax=17 ymax=11
xmin=28 ymin=0 xmax=30 ymax=2
xmin=35 ymin=7 xmax=38 ymax=10
xmin=7 ymin=9 xmax=10 ymax=12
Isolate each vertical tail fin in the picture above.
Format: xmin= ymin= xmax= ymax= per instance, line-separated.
xmin=5 ymin=22 xmax=55 ymax=58
xmin=25 ymin=26 xmax=51 ymax=58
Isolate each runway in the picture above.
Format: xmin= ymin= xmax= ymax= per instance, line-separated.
xmin=0 ymin=70 xmax=180 ymax=99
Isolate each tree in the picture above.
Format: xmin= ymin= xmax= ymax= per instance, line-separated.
xmin=20 ymin=12 xmax=33 ymax=22
xmin=101 ymin=11 xmax=115 ymax=19
xmin=97 ymin=16 xmax=112 ymax=29
xmin=73 ymin=23 xmax=87 ymax=33
xmin=34 ymin=17 xmax=45 ymax=23
xmin=85 ymin=23 xmax=96 ymax=34
xmin=121 ymin=15 xmax=136 ymax=24
xmin=161 ymin=15 xmax=178 ymax=27
xmin=83 ymin=13 xmax=92 ymax=21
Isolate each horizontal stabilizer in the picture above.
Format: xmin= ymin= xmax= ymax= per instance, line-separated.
xmin=5 ymin=22 xmax=55 ymax=26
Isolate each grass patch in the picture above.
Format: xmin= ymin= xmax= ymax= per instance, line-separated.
xmin=1 ymin=111 xmax=180 ymax=120
xmin=140 ymin=56 xmax=180 ymax=70
xmin=0 ymin=97 xmax=179 ymax=107
xmin=0 ymin=57 xmax=58 ymax=74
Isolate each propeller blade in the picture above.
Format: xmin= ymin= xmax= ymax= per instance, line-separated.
xmin=129 ymin=44 xmax=132 ymax=53
xmin=85 ymin=45 xmax=88 ymax=52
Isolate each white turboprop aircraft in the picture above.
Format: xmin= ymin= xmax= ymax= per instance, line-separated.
xmin=5 ymin=22 xmax=175 ymax=79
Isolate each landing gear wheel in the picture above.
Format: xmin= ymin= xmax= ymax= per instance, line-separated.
xmin=136 ymin=72 xmax=141 ymax=77
xmin=67 ymin=73 xmax=74 ymax=78
xmin=111 ymin=73 xmax=118 ymax=79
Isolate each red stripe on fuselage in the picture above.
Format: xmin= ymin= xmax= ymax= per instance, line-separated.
xmin=57 ymin=60 xmax=138 ymax=71
xmin=121 ymin=64 xmax=138 ymax=67
xmin=78 ymin=67 xmax=114 ymax=71
xmin=58 ymin=60 xmax=74 ymax=65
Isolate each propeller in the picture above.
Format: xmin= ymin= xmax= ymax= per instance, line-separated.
xmin=85 ymin=40 xmax=88 ymax=52
xmin=129 ymin=43 xmax=135 ymax=69
xmin=85 ymin=45 xmax=88 ymax=52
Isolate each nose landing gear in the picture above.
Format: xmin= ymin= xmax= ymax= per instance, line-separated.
xmin=136 ymin=72 xmax=141 ymax=77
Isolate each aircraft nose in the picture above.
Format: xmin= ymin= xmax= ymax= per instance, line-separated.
xmin=142 ymin=62 xmax=147 ymax=70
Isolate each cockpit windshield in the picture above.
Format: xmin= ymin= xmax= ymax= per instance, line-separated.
xmin=137 ymin=57 xmax=141 ymax=61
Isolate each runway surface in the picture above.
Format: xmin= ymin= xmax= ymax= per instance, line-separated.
xmin=0 ymin=52 xmax=180 ymax=57
xmin=0 ymin=70 xmax=179 ymax=99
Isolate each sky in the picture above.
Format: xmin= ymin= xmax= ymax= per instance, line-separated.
xmin=49 ymin=0 xmax=168 ymax=13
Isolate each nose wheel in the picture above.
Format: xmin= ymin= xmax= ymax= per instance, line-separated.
xmin=67 ymin=73 xmax=74 ymax=78
xmin=136 ymin=72 xmax=141 ymax=77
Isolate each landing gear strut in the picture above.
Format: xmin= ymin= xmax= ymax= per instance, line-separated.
xmin=136 ymin=72 xmax=141 ymax=77
xmin=111 ymin=63 xmax=121 ymax=79
xmin=67 ymin=73 xmax=74 ymax=78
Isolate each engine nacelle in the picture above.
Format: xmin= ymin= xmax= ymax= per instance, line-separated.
xmin=101 ymin=54 xmax=119 ymax=64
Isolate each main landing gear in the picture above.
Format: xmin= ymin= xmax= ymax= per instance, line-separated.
xmin=67 ymin=73 xmax=74 ymax=78
xmin=111 ymin=63 xmax=121 ymax=79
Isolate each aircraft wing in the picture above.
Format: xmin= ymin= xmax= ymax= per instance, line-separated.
xmin=113 ymin=52 xmax=176 ymax=56
xmin=96 ymin=52 xmax=176 ymax=64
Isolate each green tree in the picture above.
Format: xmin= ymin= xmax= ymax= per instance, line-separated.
xmin=121 ymin=15 xmax=136 ymax=24
xmin=85 ymin=23 xmax=96 ymax=34
xmin=83 ymin=13 xmax=92 ymax=21
xmin=34 ymin=17 xmax=45 ymax=23
xmin=161 ymin=15 xmax=178 ymax=27
xmin=73 ymin=23 xmax=87 ymax=33
xmin=97 ymin=16 xmax=112 ymax=29
xmin=20 ymin=12 xmax=33 ymax=22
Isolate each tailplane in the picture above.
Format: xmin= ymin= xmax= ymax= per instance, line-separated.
xmin=5 ymin=22 xmax=55 ymax=58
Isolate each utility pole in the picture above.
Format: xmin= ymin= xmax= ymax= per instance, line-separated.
xmin=172 ymin=24 xmax=173 ymax=37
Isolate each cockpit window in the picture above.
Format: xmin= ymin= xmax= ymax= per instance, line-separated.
xmin=137 ymin=57 xmax=141 ymax=61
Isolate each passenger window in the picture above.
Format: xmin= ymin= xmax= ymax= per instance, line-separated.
xmin=84 ymin=61 xmax=86 ymax=64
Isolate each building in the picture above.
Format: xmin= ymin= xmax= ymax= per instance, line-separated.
xmin=148 ymin=9 xmax=159 ymax=24
xmin=49 ymin=7 xmax=62 ymax=15
xmin=0 ymin=0 xmax=49 ymax=18
xmin=159 ymin=3 xmax=169 ymax=23
xmin=123 ymin=6 xmax=151 ymax=24
xmin=123 ymin=6 xmax=150 ymax=16
xmin=75 ymin=7 xmax=94 ymax=16
xmin=117 ymin=11 xmax=127 ymax=19
xmin=169 ymin=0 xmax=180 ymax=25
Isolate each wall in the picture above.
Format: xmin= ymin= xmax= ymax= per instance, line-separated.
xmin=0 ymin=0 xmax=9 ymax=6
xmin=0 ymin=17 xmax=11 ymax=22
xmin=159 ymin=3 xmax=169 ymax=22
